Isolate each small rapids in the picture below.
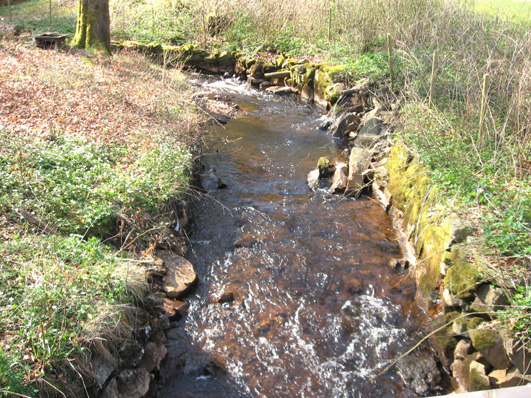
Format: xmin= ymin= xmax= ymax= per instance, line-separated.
xmin=156 ymin=78 xmax=430 ymax=398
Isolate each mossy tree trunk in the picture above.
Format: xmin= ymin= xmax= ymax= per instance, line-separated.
xmin=72 ymin=0 xmax=111 ymax=54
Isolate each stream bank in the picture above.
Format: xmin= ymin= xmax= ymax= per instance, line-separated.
xmin=102 ymin=43 xmax=531 ymax=397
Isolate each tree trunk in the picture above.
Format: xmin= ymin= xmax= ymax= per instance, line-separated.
xmin=72 ymin=0 xmax=111 ymax=54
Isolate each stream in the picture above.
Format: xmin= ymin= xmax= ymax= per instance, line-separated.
xmin=155 ymin=78 xmax=432 ymax=398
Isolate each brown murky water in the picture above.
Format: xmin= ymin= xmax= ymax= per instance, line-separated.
xmin=156 ymin=78 xmax=429 ymax=398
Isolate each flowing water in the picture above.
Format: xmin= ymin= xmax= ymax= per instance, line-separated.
xmin=156 ymin=78 xmax=429 ymax=398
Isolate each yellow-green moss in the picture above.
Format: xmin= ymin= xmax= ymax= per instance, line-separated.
xmin=469 ymin=366 xmax=490 ymax=391
xmin=470 ymin=329 xmax=497 ymax=350
xmin=317 ymin=157 xmax=329 ymax=170
xmin=444 ymin=261 xmax=486 ymax=300
xmin=417 ymin=224 xmax=451 ymax=297
xmin=314 ymin=64 xmax=345 ymax=105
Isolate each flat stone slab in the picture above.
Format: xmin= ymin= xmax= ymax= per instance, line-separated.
xmin=160 ymin=252 xmax=197 ymax=299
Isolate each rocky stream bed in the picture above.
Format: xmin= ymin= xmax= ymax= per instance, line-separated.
xmin=81 ymin=44 xmax=531 ymax=398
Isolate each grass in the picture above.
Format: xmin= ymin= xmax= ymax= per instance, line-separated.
xmin=0 ymin=234 xmax=148 ymax=396
xmin=0 ymin=33 xmax=199 ymax=396
xmin=0 ymin=132 xmax=190 ymax=237
xmin=473 ymin=0 xmax=531 ymax=25
xmin=0 ymin=0 xmax=77 ymax=35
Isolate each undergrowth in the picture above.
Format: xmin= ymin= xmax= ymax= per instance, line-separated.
xmin=0 ymin=233 xmax=148 ymax=397
xmin=0 ymin=132 xmax=190 ymax=238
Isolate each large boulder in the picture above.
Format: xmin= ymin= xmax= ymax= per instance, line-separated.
xmin=345 ymin=147 xmax=372 ymax=198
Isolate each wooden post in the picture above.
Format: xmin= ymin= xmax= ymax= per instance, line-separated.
xmin=429 ymin=50 xmax=438 ymax=107
xmin=478 ymin=73 xmax=490 ymax=145
xmin=387 ymin=34 xmax=395 ymax=89
xmin=328 ymin=7 xmax=332 ymax=41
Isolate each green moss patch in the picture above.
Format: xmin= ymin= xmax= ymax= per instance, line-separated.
xmin=470 ymin=328 xmax=497 ymax=350
xmin=444 ymin=261 xmax=486 ymax=300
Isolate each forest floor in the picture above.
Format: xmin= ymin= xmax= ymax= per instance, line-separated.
xmin=0 ymin=36 xmax=204 ymax=396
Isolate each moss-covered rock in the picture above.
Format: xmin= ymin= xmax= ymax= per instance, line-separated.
xmin=317 ymin=157 xmax=330 ymax=178
xmin=468 ymin=360 xmax=491 ymax=391
xmin=314 ymin=64 xmax=345 ymax=107
xmin=444 ymin=261 xmax=486 ymax=300
xmin=470 ymin=329 xmax=497 ymax=351
xmin=430 ymin=313 xmax=458 ymax=368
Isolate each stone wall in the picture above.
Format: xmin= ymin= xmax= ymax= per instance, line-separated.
xmin=382 ymin=144 xmax=531 ymax=392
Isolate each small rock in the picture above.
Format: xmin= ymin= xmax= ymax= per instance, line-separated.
xmin=468 ymin=360 xmax=490 ymax=391
xmin=247 ymin=76 xmax=264 ymax=87
xmin=217 ymin=291 xmax=235 ymax=304
xmin=345 ymin=147 xmax=372 ymax=198
xmin=117 ymin=368 xmax=151 ymax=398
xmin=202 ymin=168 xmax=227 ymax=191
xmin=100 ymin=378 xmax=118 ymax=398
xmin=444 ymin=213 xmax=476 ymax=244
xmin=328 ymin=112 xmax=360 ymax=139
xmin=142 ymin=292 xmax=166 ymax=310
xmin=91 ymin=353 xmax=116 ymax=389
xmin=397 ymin=351 xmax=441 ymax=395
xmin=158 ymin=314 xmax=170 ymax=330
xmin=162 ymin=299 xmax=189 ymax=321
xmin=265 ymin=86 xmax=294 ymax=95
xmin=454 ymin=339 xmax=471 ymax=360
xmin=119 ymin=340 xmax=144 ymax=368
xmin=307 ymin=169 xmax=320 ymax=191
xmin=259 ymin=81 xmax=272 ymax=90
xmin=473 ymin=284 xmax=509 ymax=313
xmin=505 ymin=338 xmax=531 ymax=375
xmin=451 ymin=358 xmax=467 ymax=390
xmin=354 ymin=115 xmax=384 ymax=147
xmin=318 ymin=118 xmax=333 ymax=131
xmin=442 ymin=288 xmax=464 ymax=308
xmin=452 ymin=322 xmax=467 ymax=336
xmin=498 ymin=367 xmax=531 ymax=388
xmin=139 ymin=341 xmax=167 ymax=373
xmin=328 ymin=162 xmax=348 ymax=194
xmin=488 ymin=368 xmax=507 ymax=387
